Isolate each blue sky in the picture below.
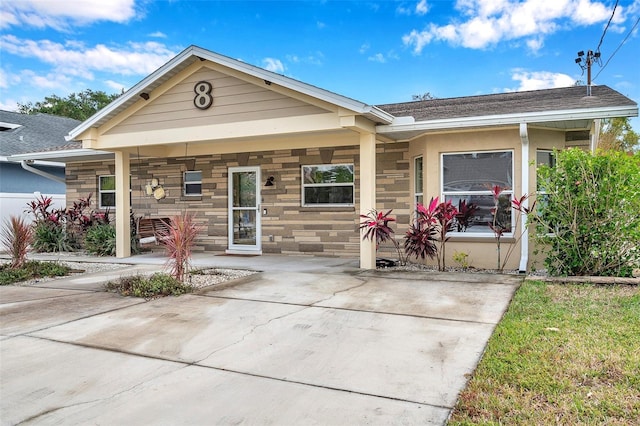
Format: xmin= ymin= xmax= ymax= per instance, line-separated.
xmin=1 ymin=0 xmax=639 ymax=127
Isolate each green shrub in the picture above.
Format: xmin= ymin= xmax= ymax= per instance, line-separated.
xmin=0 ymin=261 xmax=71 ymax=285
xmin=105 ymin=273 xmax=193 ymax=298
xmin=85 ymin=224 xmax=116 ymax=256
xmin=31 ymin=222 xmax=78 ymax=253
xmin=535 ymin=149 xmax=640 ymax=276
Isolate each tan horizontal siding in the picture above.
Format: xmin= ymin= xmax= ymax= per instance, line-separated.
xmin=65 ymin=142 xmax=410 ymax=259
xmin=105 ymin=68 xmax=328 ymax=135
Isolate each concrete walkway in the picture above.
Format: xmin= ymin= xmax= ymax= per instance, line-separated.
xmin=1 ymin=253 xmax=522 ymax=425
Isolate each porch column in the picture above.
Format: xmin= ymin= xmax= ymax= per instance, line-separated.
xmin=359 ymin=131 xmax=376 ymax=269
xmin=115 ymin=150 xmax=131 ymax=258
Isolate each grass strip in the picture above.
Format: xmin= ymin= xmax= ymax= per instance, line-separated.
xmin=449 ymin=280 xmax=639 ymax=425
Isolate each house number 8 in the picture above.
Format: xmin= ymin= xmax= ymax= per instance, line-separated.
xmin=193 ymin=81 xmax=213 ymax=110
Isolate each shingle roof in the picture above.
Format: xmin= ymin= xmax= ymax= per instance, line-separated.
xmin=375 ymin=85 xmax=636 ymax=121
xmin=0 ymin=110 xmax=81 ymax=157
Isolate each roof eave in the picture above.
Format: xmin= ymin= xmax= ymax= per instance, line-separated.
xmin=68 ymin=46 xmax=393 ymax=141
xmin=376 ymin=105 xmax=638 ymax=136
xmin=8 ymin=149 xmax=114 ymax=163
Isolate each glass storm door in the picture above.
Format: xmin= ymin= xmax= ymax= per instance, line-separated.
xmin=227 ymin=167 xmax=261 ymax=253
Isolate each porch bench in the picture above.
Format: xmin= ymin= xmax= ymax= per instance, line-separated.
xmin=136 ymin=217 xmax=172 ymax=245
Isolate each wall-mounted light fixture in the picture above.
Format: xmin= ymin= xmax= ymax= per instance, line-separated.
xmin=265 ymin=176 xmax=275 ymax=187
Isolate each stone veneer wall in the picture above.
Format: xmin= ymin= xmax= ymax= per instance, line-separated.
xmin=66 ymin=142 xmax=410 ymax=258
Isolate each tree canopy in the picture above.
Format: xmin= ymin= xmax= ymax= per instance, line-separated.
xmin=17 ymin=89 xmax=121 ymax=121
xmin=599 ymin=117 xmax=639 ymax=153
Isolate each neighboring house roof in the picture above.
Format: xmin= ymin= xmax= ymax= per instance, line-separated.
xmin=0 ymin=110 xmax=81 ymax=157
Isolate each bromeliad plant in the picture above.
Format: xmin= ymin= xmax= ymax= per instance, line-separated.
xmin=359 ymin=209 xmax=406 ymax=266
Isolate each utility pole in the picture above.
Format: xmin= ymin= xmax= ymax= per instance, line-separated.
xmin=575 ymin=50 xmax=601 ymax=96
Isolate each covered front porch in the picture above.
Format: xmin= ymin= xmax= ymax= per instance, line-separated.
xmin=65 ymin=46 xmax=397 ymax=269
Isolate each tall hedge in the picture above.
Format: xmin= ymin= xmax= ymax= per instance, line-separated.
xmin=535 ymin=149 xmax=640 ymax=277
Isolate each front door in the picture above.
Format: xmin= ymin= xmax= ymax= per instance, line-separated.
xmin=227 ymin=166 xmax=261 ymax=254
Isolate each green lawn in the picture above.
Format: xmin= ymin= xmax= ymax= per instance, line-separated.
xmin=449 ymin=280 xmax=639 ymax=425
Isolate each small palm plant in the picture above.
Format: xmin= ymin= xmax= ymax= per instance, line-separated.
xmin=158 ymin=212 xmax=201 ymax=282
xmin=1 ymin=216 xmax=33 ymax=269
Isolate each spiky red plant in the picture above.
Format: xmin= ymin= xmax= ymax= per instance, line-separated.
xmin=158 ymin=212 xmax=201 ymax=283
xmin=1 ymin=216 xmax=33 ymax=269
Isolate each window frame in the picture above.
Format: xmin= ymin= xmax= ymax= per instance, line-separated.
xmin=440 ymin=149 xmax=515 ymax=237
xmin=183 ymin=170 xmax=203 ymax=196
xmin=414 ymin=156 xmax=423 ymax=207
xmin=98 ymin=175 xmax=132 ymax=209
xmin=301 ymin=163 xmax=355 ymax=207
xmin=98 ymin=175 xmax=116 ymax=209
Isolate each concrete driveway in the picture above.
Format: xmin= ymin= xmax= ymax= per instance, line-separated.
xmin=0 ymin=257 xmax=521 ymax=425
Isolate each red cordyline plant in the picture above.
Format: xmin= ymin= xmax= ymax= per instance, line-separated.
xmin=434 ymin=198 xmax=459 ymax=271
xmin=404 ymin=198 xmax=438 ymax=264
xmin=489 ymin=185 xmax=536 ymax=271
xmin=158 ymin=212 xmax=201 ymax=282
xmin=0 ymin=216 xmax=33 ymax=269
xmin=359 ymin=209 xmax=405 ymax=266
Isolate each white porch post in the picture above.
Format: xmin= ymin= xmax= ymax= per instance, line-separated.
xmin=518 ymin=122 xmax=529 ymax=272
xmin=115 ymin=150 xmax=131 ymax=258
xmin=359 ymin=131 xmax=376 ymax=269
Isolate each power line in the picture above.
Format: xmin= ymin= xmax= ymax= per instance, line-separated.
xmin=593 ymin=16 xmax=640 ymax=82
xmin=596 ymin=0 xmax=619 ymax=53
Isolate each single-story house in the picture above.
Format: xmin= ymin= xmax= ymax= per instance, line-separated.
xmin=9 ymin=45 xmax=638 ymax=270
xmin=0 ymin=111 xmax=80 ymax=225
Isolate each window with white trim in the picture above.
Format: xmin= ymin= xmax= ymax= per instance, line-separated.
xmin=414 ymin=156 xmax=423 ymax=206
xmin=98 ymin=175 xmax=132 ymax=209
xmin=301 ymin=164 xmax=354 ymax=206
xmin=99 ymin=175 xmax=116 ymax=208
xmin=183 ymin=171 xmax=202 ymax=196
xmin=441 ymin=150 xmax=514 ymax=235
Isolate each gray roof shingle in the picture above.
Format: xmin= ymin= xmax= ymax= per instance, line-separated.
xmin=0 ymin=110 xmax=81 ymax=157
xmin=375 ymin=85 xmax=637 ymax=121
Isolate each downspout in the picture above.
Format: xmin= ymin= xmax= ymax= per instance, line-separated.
xmin=20 ymin=160 xmax=66 ymax=185
xmin=518 ymin=122 xmax=529 ymax=273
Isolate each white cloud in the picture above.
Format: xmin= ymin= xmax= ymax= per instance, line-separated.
xmin=0 ymin=0 xmax=138 ymax=30
xmin=403 ymin=0 xmax=622 ymax=53
xmin=262 ymin=58 xmax=285 ymax=74
xmin=397 ymin=1 xmax=430 ymax=16
xmin=0 ymin=99 xmax=19 ymax=111
xmin=148 ymin=31 xmax=167 ymax=38
xmin=317 ymin=21 xmax=326 ymax=29
xmin=0 ymin=36 xmax=176 ymax=77
xmin=416 ymin=0 xmax=430 ymax=15
xmin=105 ymin=80 xmax=127 ymax=93
xmin=509 ymin=70 xmax=576 ymax=91
xmin=368 ymin=53 xmax=386 ymax=63
xmin=359 ymin=43 xmax=370 ymax=54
